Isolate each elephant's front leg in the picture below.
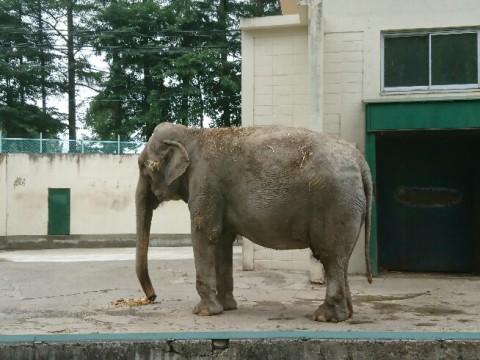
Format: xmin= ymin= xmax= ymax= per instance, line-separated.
xmin=191 ymin=218 xmax=224 ymax=316
xmin=215 ymin=233 xmax=237 ymax=311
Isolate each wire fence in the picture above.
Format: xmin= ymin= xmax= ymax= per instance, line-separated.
xmin=0 ymin=133 xmax=146 ymax=155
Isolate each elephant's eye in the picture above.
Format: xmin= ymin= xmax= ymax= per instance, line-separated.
xmin=140 ymin=164 xmax=150 ymax=176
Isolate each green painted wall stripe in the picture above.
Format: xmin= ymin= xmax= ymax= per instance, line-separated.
xmin=1 ymin=331 xmax=480 ymax=344
xmin=365 ymin=132 xmax=378 ymax=277
xmin=366 ymin=99 xmax=480 ymax=132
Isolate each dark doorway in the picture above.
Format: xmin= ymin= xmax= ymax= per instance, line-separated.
xmin=376 ymin=130 xmax=480 ymax=273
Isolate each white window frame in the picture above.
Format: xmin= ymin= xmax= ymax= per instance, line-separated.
xmin=381 ymin=30 xmax=480 ymax=93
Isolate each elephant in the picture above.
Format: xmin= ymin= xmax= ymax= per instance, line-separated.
xmin=136 ymin=122 xmax=373 ymax=323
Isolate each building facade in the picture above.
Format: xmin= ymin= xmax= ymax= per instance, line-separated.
xmin=241 ymin=0 xmax=480 ymax=275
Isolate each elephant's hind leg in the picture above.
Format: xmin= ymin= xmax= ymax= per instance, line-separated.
xmin=310 ymin=213 xmax=360 ymax=322
xmin=345 ymin=272 xmax=354 ymax=318
xmin=215 ymin=231 xmax=237 ymax=311
xmin=313 ymin=259 xmax=351 ymax=322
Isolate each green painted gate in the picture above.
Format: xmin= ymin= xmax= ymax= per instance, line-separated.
xmin=48 ymin=188 xmax=70 ymax=235
xmin=366 ymin=99 xmax=480 ymax=275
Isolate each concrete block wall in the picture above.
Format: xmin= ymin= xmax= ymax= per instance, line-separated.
xmin=324 ymin=31 xmax=364 ymax=150
xmin=242 ymin=26 xmax=309 ymax=128
xmin=254 ymin=246 xmax=310 ymax=272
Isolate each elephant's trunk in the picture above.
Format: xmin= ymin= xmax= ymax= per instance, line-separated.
xmin=136 ymin=175 xmax=157 ymax=301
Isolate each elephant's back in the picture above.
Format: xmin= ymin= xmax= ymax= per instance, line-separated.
xmin=195 ymin=125 xmax=366 ymax=193
xmin=240 ymin=126 xmax=362 ymax=177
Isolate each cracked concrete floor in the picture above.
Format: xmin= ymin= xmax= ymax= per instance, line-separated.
xmin=0 ymin=247 xmax=479 ymax=335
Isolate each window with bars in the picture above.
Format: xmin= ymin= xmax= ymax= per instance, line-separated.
xmin=382 ymin=31 xmax=479 ymax=91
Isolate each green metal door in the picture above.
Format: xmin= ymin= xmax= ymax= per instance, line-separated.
xmin=376 ymin=131 xmax=477 ymax=272
xmin=48 ymin=188 xmax=70 ymax=235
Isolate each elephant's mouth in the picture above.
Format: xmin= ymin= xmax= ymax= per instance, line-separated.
xmin=154 ymin=190 xmax=181 ymax=202
xmin=152 ymin=189 xmax=166 ymax=203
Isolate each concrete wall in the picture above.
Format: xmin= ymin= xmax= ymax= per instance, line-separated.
xmin=323 ymin=32 xmax=363 ymax=141
xmin=241 ymin=25 xmax=309 ymax=128
xmin=0 ymin=154 xmax=190 ymax=247
xmin=0 ymin=155 xmax=6 ymax=237
xmin=241 ymin=0 xmax=480 ymax=275
xmin=2 ymin=335 xmax=480 ymax=360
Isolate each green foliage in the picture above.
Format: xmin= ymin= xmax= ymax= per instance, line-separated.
xmin=0 ymin=0 xmax=280 ymax=140
xmin=0 ymin=0 xmax=100 ymax=138
xmin=0 ymin=105 xmax=66 ymax=138
xmin=0 ymin=0 xmax=66 ymax=137
xmin=85 ymin=0 xmax=280 ymax=140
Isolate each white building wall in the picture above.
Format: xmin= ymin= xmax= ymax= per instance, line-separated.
xmin=0 ymin=154 xmax=190 ymax=239
xmin=242 ymin=26 xmax=309 ymax=127
xmin=324 ymin=32 xmax=363 ymax=144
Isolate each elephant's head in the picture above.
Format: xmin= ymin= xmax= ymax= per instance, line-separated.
xmin=135 ymin=123 xmax=190 ymax=301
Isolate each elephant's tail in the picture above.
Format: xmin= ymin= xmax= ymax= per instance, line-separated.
xmin=361 ymin=159 xmax=373 ymax=284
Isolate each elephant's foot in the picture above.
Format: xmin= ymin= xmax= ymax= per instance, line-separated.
xmin=218 ymin=295 xmax=237 ymax=311
xmin=313 ymin=302 xmax=350 ymax=323
xmin=192 ymin=298 xmax=224 ymax=316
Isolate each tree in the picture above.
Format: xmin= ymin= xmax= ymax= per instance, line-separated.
xmin=0 ymin=105 xmax=65 ymax=137
xmin=0 ymin=0 xmax=105 ymax=139
xmin=0 ymin=0 xmax=66 ymax=137
xmin=86 ymin=0 xmax=172 ymax=140
xmin=1 ymin=0 xmax=280 ymax=140
xmin=86 ymin=0 xmax=280 ymax=141
xmin=36 ymin=0 xmax=102 ymax=141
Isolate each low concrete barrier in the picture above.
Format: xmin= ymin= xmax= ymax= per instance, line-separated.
xmin=1 ymin=331 xmax=479 ymax=360
xmin=0 ymin=234 xmax=192 ymax=250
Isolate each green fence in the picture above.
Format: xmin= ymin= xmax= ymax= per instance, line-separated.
xmin=0 ymin=133 xmax=145 ymax=155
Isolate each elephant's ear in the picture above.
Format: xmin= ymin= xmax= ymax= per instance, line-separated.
xmin=162 ymin=140 xmax=190 ymax=185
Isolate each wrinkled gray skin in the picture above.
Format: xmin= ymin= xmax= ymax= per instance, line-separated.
xmin=136 ymin=123 xmax=373 ymax=322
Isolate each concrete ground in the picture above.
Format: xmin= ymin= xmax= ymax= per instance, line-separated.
xmin=1 ymin=246 xmax=479 ymax=335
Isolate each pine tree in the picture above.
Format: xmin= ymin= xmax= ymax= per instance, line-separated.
xmin=0 ymin=0 xmax=66 ymax=137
